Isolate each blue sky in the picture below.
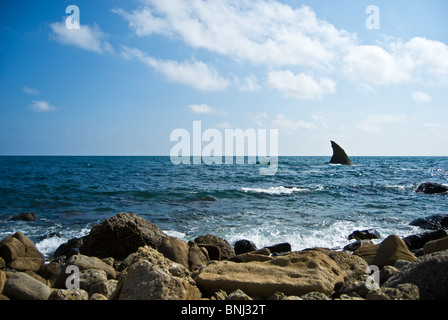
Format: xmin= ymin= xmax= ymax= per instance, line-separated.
xmin=1 ymin=0 xmax=447 ymax=156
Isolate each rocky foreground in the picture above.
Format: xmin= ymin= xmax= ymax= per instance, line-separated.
xmin=1 ymin=212 xmax=448 ymax=300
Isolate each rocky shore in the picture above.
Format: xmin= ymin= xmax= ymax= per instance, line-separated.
xmin=1 ymin=212 xmax=448 ymax=301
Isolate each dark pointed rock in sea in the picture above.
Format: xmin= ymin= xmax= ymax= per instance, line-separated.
xmin=328 ymin=141 xmax=353 ymax=166
xmin=415 ymin=182 xmax=448 ymax=194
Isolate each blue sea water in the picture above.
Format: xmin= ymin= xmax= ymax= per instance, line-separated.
xmin=0 ymin=156 xmax=447 ymax=258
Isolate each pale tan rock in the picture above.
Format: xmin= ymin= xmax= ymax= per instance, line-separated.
xmin=194 ymin=250 xmax=346 ymax=299
xmin=118 ymin=260 xmax=201 ymax=300
xmin=423 ymin=237 xmax=448 ymax=254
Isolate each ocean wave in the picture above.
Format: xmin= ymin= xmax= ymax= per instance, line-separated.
xmin=240 ymin=186 xmax=312 ymax=195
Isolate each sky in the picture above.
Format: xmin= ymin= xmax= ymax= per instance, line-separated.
xmin=0 ymin=0 xmax=447 ymax=156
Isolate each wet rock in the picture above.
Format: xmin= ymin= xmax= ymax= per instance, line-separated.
xmin=264 ymin=242 xmax=291 ymax=254
xmin=343 ymin=240 xmax=374 ymax=252
xmin=53 ymin=237 xmax=83 ymax=259
xmin=9 ymin=213 xmax=38 ymax=221
xmin=348 ymin=229 xmax=381 ymax=241
xmin=415 ymin=182 xmax=448 ymax=194
xmin=234 ymin=239 xmax=257 ymax=255
xmin=402 ymin=229 xmax=447 ymax=250
xmin=409 ymin=214 xmax=448 ymax=230
xmin=328 ymin=141 xmax=353 ymax=165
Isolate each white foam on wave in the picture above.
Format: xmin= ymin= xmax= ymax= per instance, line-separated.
xmin=35 ymin=226 xmax=91 ymax=258
xmin=164 ymin=229 xmax=189 ymax=241
xmin=240 ymin=186 xmax=309 ymax=195
xmin=222 ymin=219 xmax=419 ymax=252
xmin=36 ymin=236 xmax=68 ymax=258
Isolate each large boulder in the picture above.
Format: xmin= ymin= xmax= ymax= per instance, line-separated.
xmin=116 ymin=246 xmax=193 ymax=282
xmin=354 ymin=235 xmax=416 ymax=268
xmin=383 ymin=250 xmax=448 ymax=300
xmin=0 ymin=232 xmax=45 ymax=272
xmin=3 ymin=272 xmax=51 ymax=300
xmin=116 ymin=260 xmax=201 ymax=300
xmin=79 ymin=213 xmax=166 ymax=259
xmin=194 ymin=250 xmax=346 ymax=299
xmin=54 ymin=254 xmax=116 ymax=289
xmin=415 ymin=182 xmax=448 ymax=194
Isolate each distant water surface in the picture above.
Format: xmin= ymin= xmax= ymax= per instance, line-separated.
xmin=0 ymin=156 xmax=447 ymax=257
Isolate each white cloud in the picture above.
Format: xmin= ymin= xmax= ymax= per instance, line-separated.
xmin=216 ymin=122 xmax=233 ymax=129
xmin=403 ymin=37 xmax=448 ymax=81
xmin=50 ymin=21 xmax=113 ymax=54
xmin=115 ymin=0 xmax=354 ymax=68
xmin=115 ymin=0 xmax=448 ymax=104
xmin=272 ymin=114 xmax=316 ymax=131
xmin=249 ymin=112 xmax=268 ymax=127
xmin=22 ymin=86 xmax=39 ymax=95
xmin=29 ymin=100 xmax=56 ymax=112
xmin=412 ymin=91 xmax=431 ymax=103
xmin=342 ymin=45 xmax=413 ymax=86
xmin=356 ymin=114 xmax=407 ymax=133
xmin=121 ymin=46 xmax=229 ymax=91
xmin=239 ymin=74 xmax=261 ymax=92
xmin=188 ymin=104 xmax=216 ymax=114
xmin=343 ymin=37 xmax=448 ymax=87
xmin=267 ymin=70 xmax=336 ymax=100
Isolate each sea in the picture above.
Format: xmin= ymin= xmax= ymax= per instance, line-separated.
xmin=0 ymin=156 xmax=447 ymax=259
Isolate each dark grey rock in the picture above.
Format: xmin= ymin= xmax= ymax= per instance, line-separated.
xmin=383 ymin=250 xmax=448 ymax=300
xmin=328 ymin=141 xmax=353 ymax=166
xmin=9 ymin=213 xmax=37 ymax=221
xmin=234 ymin=239 xmax=257 ymax=255
xmin=402 ymin=229 xmax=447 ymax=250
xmin=348 ymin=229 xmax=381 ymax=241
xmin=415 ymin=182 xmax=448 ymax=194
xmin=409 ymin=214 xmax=448 ymax=230
xmin=79 ymin=212 xmax=166 ymax=259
